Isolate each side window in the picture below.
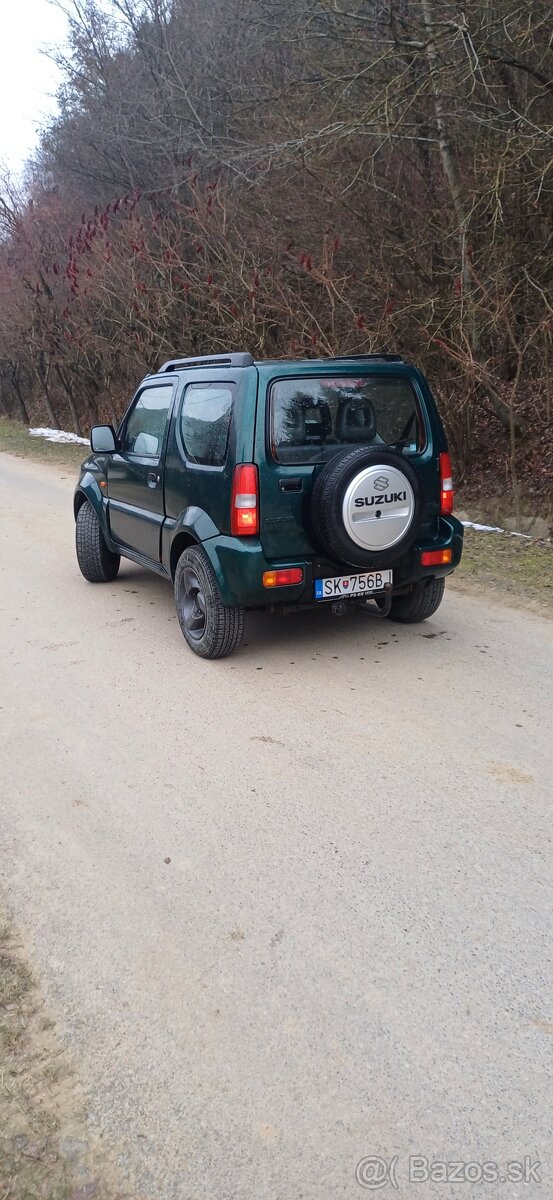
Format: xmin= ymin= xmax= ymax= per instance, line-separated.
xmin=180 ymin=382 xmax=235 ymax=467
xmin=122 ymin=384 xmax=174 ymax=457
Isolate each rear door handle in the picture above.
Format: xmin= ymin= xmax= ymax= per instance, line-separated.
xmin=279 ymin=477 xmax=302 ymax=493
xmin=147 ymin=471 xmax=159 ymax=488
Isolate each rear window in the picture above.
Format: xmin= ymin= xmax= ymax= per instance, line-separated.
xmin=269 ymin=375 xmax=424 ymax=465
xmin=179 ymin=381 xmax=235 ymax=466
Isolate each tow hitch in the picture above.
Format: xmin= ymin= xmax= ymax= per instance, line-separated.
xmin=331 ymin=600 xmax=349 ymax=617
xmin=356 ymin=585 xmax=393 ymax=618
xmin=329 ymin=586 xmax=393 ymax=618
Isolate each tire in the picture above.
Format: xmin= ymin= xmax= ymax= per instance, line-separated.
xmin=75 ymin=500 xmax=120 ymax=582
xmin=311 ymin=447 xmax=421 ymax=570
xmin=174 ymin=546 xmax=244 ymax=659
xmin=387 ymin=577 xmax=445 ymax=623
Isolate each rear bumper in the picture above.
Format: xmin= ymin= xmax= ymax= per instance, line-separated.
xmin=203 ymin=516 xmax=464 ymax=608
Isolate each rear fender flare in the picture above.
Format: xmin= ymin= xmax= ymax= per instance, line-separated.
xmin=167 ymin=507 xmax=221 ymax=580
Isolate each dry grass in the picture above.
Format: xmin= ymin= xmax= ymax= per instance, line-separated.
xmin=452 ymin=527 xmax=553 ymax=615
xmin=0 ymin=420 xmax=86 ymax=469
xmin=0 ymin=912 xmax=134 ymax=1200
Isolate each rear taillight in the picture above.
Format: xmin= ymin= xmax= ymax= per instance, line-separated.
xmin=263 ymin=568 xmax=304 ymax=588
xmin=231 ymin=464 xmax=259 ymax=536
xmin=439 ymin=451 xmax=454 ymax=516
xmin=421 ymin=548 xmax=453 ymax=567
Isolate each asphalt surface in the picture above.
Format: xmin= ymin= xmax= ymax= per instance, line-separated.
xmin=0 ymin=452 xmax=552 ymax=1199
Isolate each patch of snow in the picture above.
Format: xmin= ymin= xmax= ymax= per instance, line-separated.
xmin=29 ymin=427 xmax=89 ymax=446
xmin=461 ymin=520 xmax=544 ymax=542
xmin=462 ymin=520 xmax=504 ymax=534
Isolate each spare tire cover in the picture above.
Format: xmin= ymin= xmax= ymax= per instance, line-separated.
xmin=311 ymin=447 xmax=421 ymax=569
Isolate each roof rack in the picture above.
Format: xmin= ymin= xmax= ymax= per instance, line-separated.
xmin=159 ymin=352 xmax=254 ymax=372
xmin=327 ymin=353 xmax=404 ymax=363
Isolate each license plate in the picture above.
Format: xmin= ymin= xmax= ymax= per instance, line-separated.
xmin=314 ymin=569 xmax=393 ymax=601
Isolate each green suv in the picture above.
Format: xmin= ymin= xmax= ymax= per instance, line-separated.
xmin=74 ymin=352 xmax=463 ymax=658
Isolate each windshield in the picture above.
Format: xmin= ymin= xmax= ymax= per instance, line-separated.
xmin=269 ymin=375 xmax=424 ymax=465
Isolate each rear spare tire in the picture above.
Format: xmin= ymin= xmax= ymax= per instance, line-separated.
xmin=311 ymin=447 xmax=420 ymax=569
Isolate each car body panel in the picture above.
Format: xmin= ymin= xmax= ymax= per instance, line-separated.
xmin=163 ymin=367 xmax=257 ymax=546
xmin=196 ymin=514 xmax=464 ymax=608
xmin=105 ymin=377 xmax=176 ymax=562
xmin=107 ymin=453 xmax=166 ymax=561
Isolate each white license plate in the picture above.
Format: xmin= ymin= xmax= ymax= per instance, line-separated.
xmin=314 ymin=569 xmax=393 ymax=601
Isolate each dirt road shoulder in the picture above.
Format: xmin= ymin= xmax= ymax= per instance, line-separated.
xmin=449 ymin=526 xmax=553 ymax=617
xmin=0 ymin=907 xmax=134 ymax=1200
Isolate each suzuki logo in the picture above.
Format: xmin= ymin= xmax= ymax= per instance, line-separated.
xmin=373 ymin=475 xmax=389 ymax=492
xmin=354 ymin=491 xmax=407 ymax=508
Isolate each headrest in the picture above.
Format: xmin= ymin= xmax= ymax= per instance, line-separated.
xmin=133 ymin=431 xmax=159 ymax=455
xmin=304 ymin=403 xmax=332 ymax=442
xmin=336 ymin=397 xmax=376 ymax=442
xmin=281 ymin=399 xmax=332 ymax=445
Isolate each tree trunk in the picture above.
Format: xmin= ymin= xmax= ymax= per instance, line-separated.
xmin=420 ymin=0 xmax=474 ymax=310
xmin=420 ymin=0 xmax=525 ymax=437
xmin=105 ymin=387 xmax=118 ymax=426
xmin=55 ymin=365 xmax=83 ymax=437
xmin=36 ymin=355 xmax=59 ymax=427
xmin=10 ymin=368 xmax=30 ymax=424
xmin=0 ymin=374 xmax=8 ymax=417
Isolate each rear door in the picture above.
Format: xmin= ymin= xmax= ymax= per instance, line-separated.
xmin=107 ymin=379 xmax=175 ymax=561
xmin=256 ymin=365 xmax=427 ymax=560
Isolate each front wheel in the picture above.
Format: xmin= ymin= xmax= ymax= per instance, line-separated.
xmin=386 ymin=577 xmax=445 ymax=623
xmin=75 ymin=501 xmax=120 ymax=582
xmin=174 ymin=546 xmax=244 ymax=659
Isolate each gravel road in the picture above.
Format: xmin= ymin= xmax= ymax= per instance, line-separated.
xmin=0 ymin=452 xmax=551 ymax=1199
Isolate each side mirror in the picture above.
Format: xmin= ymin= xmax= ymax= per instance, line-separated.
xmin=91 ymin=425 xmax=116 ymax=453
